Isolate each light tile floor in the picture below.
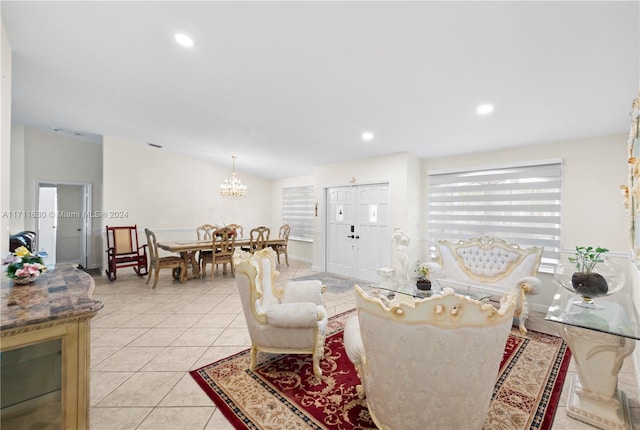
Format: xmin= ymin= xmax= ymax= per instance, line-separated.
xmin=89 ymin=260 xmax=639 ymax=429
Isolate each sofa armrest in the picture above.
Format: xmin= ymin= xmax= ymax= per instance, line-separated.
xmin=343 ymin=316 xmax=364 ymax=367
xmin=282 ymin=280 xmax=325 ymax=305
xmin=517 ymin=276 xmax=543 ymax=295
xmin=266 ymin=302 xmax=324 ymax=328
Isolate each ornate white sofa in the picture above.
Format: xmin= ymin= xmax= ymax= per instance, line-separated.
xmin=424 ymin=237 xmax=543 ymax=334
xmin=343 ymin=286 xmax=517 ymax=430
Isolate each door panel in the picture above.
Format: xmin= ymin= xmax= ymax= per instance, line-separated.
xmin=37 ymin=187 xmax=57 ymax=265
xmin=56 ymin=185 xmax=83 ymax=264
xmin=355 ymin=185 xmax=390 ymax=281
xmin=326 ymin=187 xmax=355 ymax=277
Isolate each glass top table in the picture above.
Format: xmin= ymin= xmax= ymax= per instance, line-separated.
xmin=544 ymin=286 xmax=640 ymax=340
xmin=544 ymin=286 xmax=639 ymax=430
xmin=360 ymin=284 xmax=492 ymax=302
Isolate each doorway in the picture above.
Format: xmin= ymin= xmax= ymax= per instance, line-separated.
xmin=36 ymin=182 xmax=91 ymax=268
xmin=325 ymin=183 xmax=390 ymax=282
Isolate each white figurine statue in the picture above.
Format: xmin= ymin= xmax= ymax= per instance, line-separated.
xmin=392 ymin=228 xmax=411 ymax=290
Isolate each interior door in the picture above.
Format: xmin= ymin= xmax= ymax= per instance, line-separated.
xmin=56 ymin=185 xmax=83 ymax=264
xmin=326 ymin=183 xmax=390 ymax=282
xmin=37 ymin=187 xmax=57 ymax=265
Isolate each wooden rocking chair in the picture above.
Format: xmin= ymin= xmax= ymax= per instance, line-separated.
xmin=105 ymin=225 xmax=148 ymax=281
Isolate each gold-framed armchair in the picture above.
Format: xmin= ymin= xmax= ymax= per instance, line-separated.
xmin=234 ymin=247 xmax=327 ymax=376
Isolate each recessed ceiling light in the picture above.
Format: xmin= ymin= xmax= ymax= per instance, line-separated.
xmin=174 ymin=33 xmax=194 ymax=48
xmin=362 ymin=131 xmax=374 ymax=141
xmin=477 ymin=104 xmax=494 ymax=115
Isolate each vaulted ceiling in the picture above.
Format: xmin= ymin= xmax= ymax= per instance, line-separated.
xmin=2 ymin=1 xmax=638 ymax=179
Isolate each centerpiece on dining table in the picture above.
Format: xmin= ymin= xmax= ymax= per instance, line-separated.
xmin=3 ymin=246 xmax=47 ymax=285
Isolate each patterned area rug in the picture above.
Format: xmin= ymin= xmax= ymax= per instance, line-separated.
xmin=292 ymin=273 xmax=368 ymax=293
xmin=190 ymin=310 xmax=571 ymax=430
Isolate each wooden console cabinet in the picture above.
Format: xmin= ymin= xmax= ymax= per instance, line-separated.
xmin=1 ymin=266 xmax=103 ymax=429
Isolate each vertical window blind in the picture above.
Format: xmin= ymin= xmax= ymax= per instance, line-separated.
xmin=282 ymin=186 xmax=314 ymax=241
xmin=427 ymin=161 xmax=562 ymax=271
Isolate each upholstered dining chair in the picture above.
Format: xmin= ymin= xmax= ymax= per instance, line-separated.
xmin=234 ymin=247 xmax=328 ymax=377
xmin=144 ymin=228 xmax=186 ymax=289
xmin=243 ymin=226 xmax=270 ymax=253
xmin=343 ymin=286 xmax=516 ymax=430
xmin=200 ymin=227 xmax=236 ymax=281
xmin=271 ymin=224 xmax=291 ymax=266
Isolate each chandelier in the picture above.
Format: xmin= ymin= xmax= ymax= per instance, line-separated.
xmin=220 ymin=156 xmax=247 ymax=197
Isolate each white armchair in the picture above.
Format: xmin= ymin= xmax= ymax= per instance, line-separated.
xmin=344 ymin=286 xmax=516 ymax=430
xmin=234 ymin=247 xmax=328 ymax=376
xmin=424 ymin=236 xmax=543 ymax=334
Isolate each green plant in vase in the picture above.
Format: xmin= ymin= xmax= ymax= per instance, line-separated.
xmin=415 ymin=262 xmax=431 ymax=290
xmin=568 ymin=246 xmax=610 ymax=296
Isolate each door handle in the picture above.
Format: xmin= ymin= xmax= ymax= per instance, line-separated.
xmin=347 ymin=235 xmax=354 ymax=239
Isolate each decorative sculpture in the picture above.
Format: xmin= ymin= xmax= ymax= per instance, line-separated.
xmin=392 ymin=228 xmax=411 ymax=292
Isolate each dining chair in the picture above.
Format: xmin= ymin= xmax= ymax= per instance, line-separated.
xmin=144 ymin=228 xmax=186 ymax=289
xmin=196 ymin=224 xmax=219 ymax=269
xmin=201 ymin=227 xmax=237 ymax=281
xmin=272 ymin=224 xmax=291 ymax=266
xmin=243 ymin=226 xmax=270 ymax=253
xmin=225 ymin=223 xmax=244 ymax=238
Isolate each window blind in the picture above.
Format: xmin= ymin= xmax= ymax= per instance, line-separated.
xmin=282 ymin=186 xmax=314 ymax=241
xmin=427 ymin=161 xmax=562 ymax=271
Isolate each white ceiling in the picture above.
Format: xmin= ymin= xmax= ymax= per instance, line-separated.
xmin=2 ymin=1 xmax=639 ymax=179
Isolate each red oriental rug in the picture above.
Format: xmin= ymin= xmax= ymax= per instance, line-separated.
xmin=190 ymin=309 xmax=571 ymax=430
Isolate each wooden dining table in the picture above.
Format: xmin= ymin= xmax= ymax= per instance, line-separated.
xmin=157 ymin=238 xmax=285 ymax=280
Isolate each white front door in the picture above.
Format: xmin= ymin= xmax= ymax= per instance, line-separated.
xmin=326 ymin=183 xmax=390 ymax=282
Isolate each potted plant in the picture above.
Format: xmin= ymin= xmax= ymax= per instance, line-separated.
xmin=415 ymin=262 xmax=431 ymax=290
xmin=554 ymin=245 xmax=625 ymax=308
xmin=568 ymin=246 xmax=610 ymax=296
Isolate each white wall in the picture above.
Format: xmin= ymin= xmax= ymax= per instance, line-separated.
xmin=424 ymin=133 xmax=630 ymax=313
xmin=102 ymin=136 xmax=277 ymax=258
xmin=11 ymin=127 xmax=104 ymax=268
xmin=1 ymin=21 xmax=12 ymax=258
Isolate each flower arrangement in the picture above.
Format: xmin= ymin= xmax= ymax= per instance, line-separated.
xmin=3 ymin=246 xmax=47 ymax=284
xmin=415 ymin=262 xmax=430 ymax=280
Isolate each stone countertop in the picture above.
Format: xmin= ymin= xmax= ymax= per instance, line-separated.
xmin=1 ymin=265 xmax=103 ymax=331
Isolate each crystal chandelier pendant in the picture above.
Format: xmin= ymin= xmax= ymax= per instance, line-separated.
xmin=220 ymin=156 xmax=247 ymax=197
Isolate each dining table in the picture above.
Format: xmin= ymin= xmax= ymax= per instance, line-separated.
xmin=157 ymin=238 xmax=286 ymax=280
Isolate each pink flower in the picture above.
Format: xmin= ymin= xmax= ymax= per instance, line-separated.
xmin=14 ymin=268 xmax=29 ymax=277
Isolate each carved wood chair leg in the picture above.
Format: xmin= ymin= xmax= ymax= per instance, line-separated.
xmin=250 ymin=345 xmax=258 ymax=370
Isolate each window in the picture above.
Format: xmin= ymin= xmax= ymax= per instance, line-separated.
xmin=282 ymin=186 xmax=314 ymax=241
xmin=427 ymin=160 xmax=562 ymax=271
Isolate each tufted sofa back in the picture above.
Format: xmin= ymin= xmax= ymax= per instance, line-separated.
xmin=437 ymin=237 xmax=542 ymax=286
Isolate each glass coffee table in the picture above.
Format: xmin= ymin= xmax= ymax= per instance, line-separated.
xmin=361 ymin=284 xmax=492 ymax=303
